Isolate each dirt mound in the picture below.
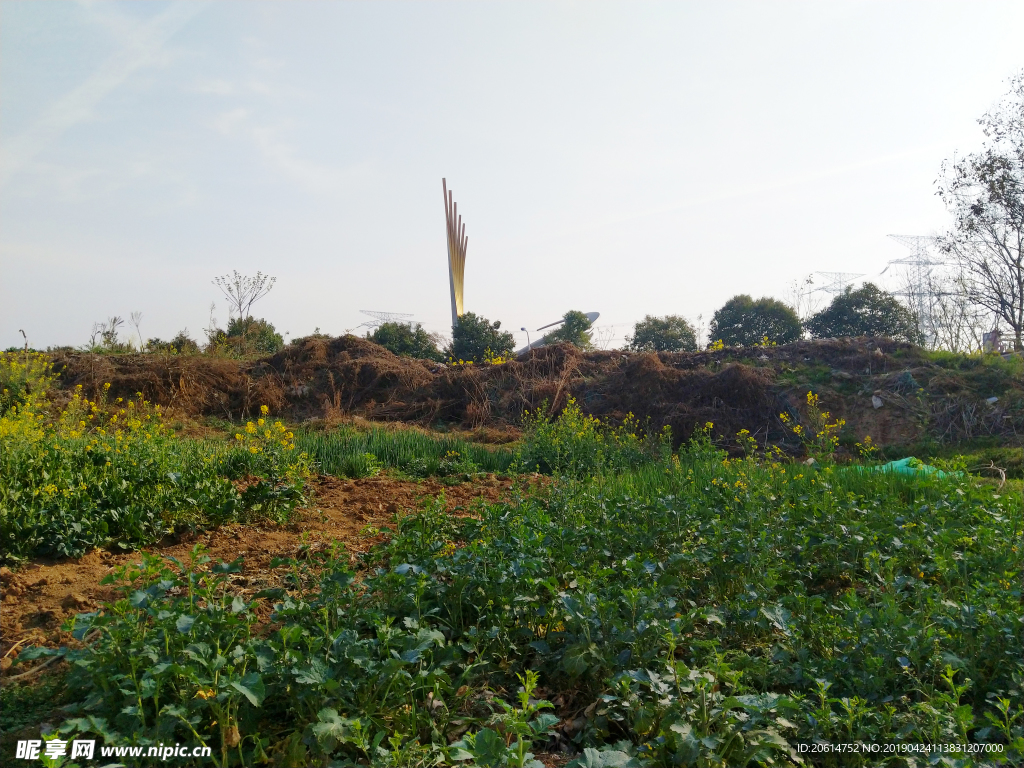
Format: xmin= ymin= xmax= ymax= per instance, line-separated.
xmin=48 ymin=336 xmax=1024 ymax=449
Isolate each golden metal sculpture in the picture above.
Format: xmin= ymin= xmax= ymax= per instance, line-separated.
xmin=442 ymin=178 xmax=468 ymax=328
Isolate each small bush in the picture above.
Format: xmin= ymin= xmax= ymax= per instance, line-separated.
xmin=146 ymin=330 xmax=200 ymax=354
xmin=206 ymin=317 xmax=284 ymax=356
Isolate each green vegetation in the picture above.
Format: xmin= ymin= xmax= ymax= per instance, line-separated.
xmin=543 ymin=310 xmax=595 ymax=350
xmin=806 ymin=283 xmax=921 ymax=343
xmin=206 ymin=317 xmax=285 ymax=356
xmin=13 ymin=396 xmax=1022 ymax=767
xmin=448 ymin=312 xmax=515 ymax=363
xmin=296 ymin=425 xmax=514 ymax=478
xmin=146 ymin=330 xmax=201 ymax=355
xmin=0 ymin=676 xmax=70 ymax=749
xmin=0 ymin=353 xmax=309 ymax=562
xmin=518 ymin=398 xmax=670 ymax=475
xmin=367 ymin=322 xmax=445 ymax=362
xmin=710 ymin=295 xmax=803 ymax=347
xmin=626 ymin=315 xmax=698 ymax=353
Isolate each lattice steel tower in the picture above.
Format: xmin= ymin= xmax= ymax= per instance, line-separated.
xmin=885 ymin=234 xmax=945 ymax=345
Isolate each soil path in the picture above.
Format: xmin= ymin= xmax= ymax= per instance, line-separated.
xmin=1 ymin=475 xmax=524 ymax=666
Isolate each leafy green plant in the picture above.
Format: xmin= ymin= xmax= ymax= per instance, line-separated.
xmin=450 ymin=671 xmax=558 ymax=768
xmin=0 ymin=351 xmax=54 ymax=416
xmin=779 ymin=391 xmax=845 ymax=461
xmin=0 ymin=381 xmax=308 ymax=561
xmin=14 ymin=403 xmax=1024 ymax=766
xmin=518 ymin=397 xmax=670 ymax=476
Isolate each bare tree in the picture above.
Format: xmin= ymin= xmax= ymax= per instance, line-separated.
xmin=937 ymin=72 xmax=1024 ymax=351
xmin=591 ymin=325 xmax=617 ymax=350
xmin=784 ymin=274 xmax=822 ymax=324
xmin=212 ymin=271 xmax=277 ymax=322
xmin=925 ymin=270 xmax=990 ymax=353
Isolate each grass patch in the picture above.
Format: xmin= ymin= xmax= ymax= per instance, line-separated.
xmin=295 ymin=425 xmax=515 ymax=478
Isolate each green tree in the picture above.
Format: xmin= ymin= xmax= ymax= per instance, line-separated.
xmin=543 ymin=310 xmax=594 ymax=349
xmin=805 ymin=283 xmax=922 ymax=343
xmin=447 ymin=312 xmax=515 ymax=363
xmin=367 ymin=322 xmax=444 ymax=361
xmin=709 ymin=295 xmax=802 ymax=346
xmin=626 ymin=315 xmax=698 ymax=352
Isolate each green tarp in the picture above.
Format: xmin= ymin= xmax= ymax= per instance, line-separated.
xmin=843 ymin=456 xmax=950 ymax=478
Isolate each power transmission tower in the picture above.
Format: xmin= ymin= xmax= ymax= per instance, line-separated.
xmin=809 ymin=272 xmax=865 ymax=297
xmin=358 ymin=310 xmax=415 ymax=330
xmin=884 ymin=234 xmax=946 ymax=345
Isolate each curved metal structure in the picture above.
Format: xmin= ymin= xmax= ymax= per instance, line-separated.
xmin=442 ymin=179 xmax=468 ymax=328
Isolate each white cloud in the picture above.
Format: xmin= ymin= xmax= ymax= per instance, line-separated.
xmin=211 ymin=107 xmax=345 ymax=192
xmin=213 ymin=107 xmax=250 ymax=135
xmin=0 ymin=2 xmax=208 ymax=187
xmin=194 ymin=78 xmax=235 ymax=95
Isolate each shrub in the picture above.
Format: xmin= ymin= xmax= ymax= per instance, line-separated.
xmin=206 ymin=317 xmax=284 ymax=356
xmin=367 ymin=322 xmax=444 ymax=361
xmin=146 ymin=330 xmax=200 ymax=354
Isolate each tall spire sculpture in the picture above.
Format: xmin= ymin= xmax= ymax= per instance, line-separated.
xmin=442 ymin=178 xmax=468 ymax=328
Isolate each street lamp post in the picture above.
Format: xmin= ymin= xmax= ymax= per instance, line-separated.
xmin=520 ymin=327 xmax=531 ymax=354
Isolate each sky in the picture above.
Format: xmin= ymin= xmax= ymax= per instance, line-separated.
xmin=2 ymin=1 xmax=1023 ymax=352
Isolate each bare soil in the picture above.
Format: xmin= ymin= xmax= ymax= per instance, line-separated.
xmin=0 ymin=475 xmax=528 ymax=664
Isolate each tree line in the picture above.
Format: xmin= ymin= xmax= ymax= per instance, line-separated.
xmin=362 ymin=280 xmax=916 ymax=364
